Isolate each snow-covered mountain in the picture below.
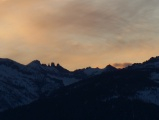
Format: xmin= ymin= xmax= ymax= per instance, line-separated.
xmin=0 ymin=56 xmax=159 ymax=120
xmin=73 ymin=64 xmax=117 ymax=77
xmin=1 ymin=56 xmax=159 ymax=120
xmin=0 ymin=59 xmax=64 ymax=112
xmin=0 ymin=58 xmax=117 ymax=112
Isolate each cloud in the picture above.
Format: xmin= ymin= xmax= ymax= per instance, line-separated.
xmin=32 ymin=0 xmax=159 ymax=35
xmin=34 ymin=0 xmax=121 ymax=34
xmin=112 ymin=63 xmax=132 ymax=68
xmin=0 ymin=0 xmax=159 ymax=70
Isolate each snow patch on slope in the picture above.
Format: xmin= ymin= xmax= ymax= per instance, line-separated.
xmin=135 ymin=87 xmax=159 ymax=106
xmin=84 ymin=67 xmax=102 ymax=76
xmin=51 ymin=76 xmax=80 ymax=86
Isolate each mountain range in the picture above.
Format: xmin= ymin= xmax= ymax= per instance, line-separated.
xmin=0 ymin=58 xmax=116 ymax=112
xmin=0 ymin=56 xmax=159 ymax=120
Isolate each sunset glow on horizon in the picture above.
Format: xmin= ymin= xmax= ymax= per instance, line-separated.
xmin=0 ymin=0 xmax=159 ymax=70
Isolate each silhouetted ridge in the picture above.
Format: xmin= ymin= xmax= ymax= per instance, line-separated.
xmin=144 ymin=56 xmax=159 ymax=64
xmin=51 ymin=62 xmax=55 ymax=67
xmin=56 ymin=63 xmax=70 ymax=73
xmin=1 ymin=56 xmax=159 ymax=120
xmin=104 ymin=64 xmax=117 ymax=71
xmin=28 ymin=60 xmax=41 ymax=66
xmin=0 ymin=58 xmax=20 ymax=66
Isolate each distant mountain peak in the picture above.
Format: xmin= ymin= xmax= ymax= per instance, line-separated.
xmin=27 ymin=60 xmax=42 ymax=70
xmin=51 ymin=62 xmax=55 ymax=67
xmin=55 ymin=63 xmax=70 ymax=73
xmin=56 ymin=63 xmax=61 ymax=67
xmin=29 ymin=60 xmax=41 ymax=65
xmin=0 ymin=58 xmax=22 ymax=67
xmin=0 ymin=58 xmax=15 ymax=63
xmin=126 ymin=56 xmax=159 ymax=70
xmin=104 ymin=64 xmax=117 ymax=71
xmin=144 ymin=56 xmax=159 ymax=64
xmin=106 ymin=64 xmax=114 ymax=68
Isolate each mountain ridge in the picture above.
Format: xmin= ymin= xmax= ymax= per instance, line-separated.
xmin=0 ymin=57 xmax=119 ymax=112
xmin=0 ymin=56 xmax=159 ymax=119
xmin=0 ymin=56 xmax=159 ymax=120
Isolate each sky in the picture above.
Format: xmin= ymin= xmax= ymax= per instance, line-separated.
xmin=0 ymin=0 xmax=159 ymax=70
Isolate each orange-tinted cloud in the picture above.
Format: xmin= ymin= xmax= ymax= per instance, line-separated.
xmin=0 ymin=0 xmax=159 ymax=70
xmin=112 ymin=63 xmax=132 ymax=68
